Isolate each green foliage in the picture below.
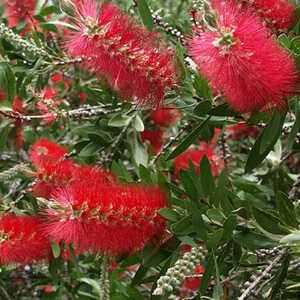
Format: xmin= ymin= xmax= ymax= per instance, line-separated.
xmin=0 ymin=0 xmax=298 ymax=299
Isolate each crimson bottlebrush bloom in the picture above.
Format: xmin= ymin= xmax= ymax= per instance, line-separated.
xmin=238 ymin=0 xmax=295 ymax=31
xmin=0 ymin=215 xmax=51 ymax=265
xmin=141 ymin=129 xmax=166 ymax=154
xmin=42 ymin=181 xmax=168 ymax=257
xmin=226 ymin=122 xmax=259 ymax=139
xmin=30 ymin=139 xmax=69 ymax=170
xmin=150 ymin=104 xmax=180 ymax=127
xmin=174 ymin=147 xmax=223 ymax=179
xmin=3 ymin=0 xmax=36 ymax=27
xmin=65 ymin=0 xmax=178 ymax=107
xmin=188 ymin=0 xmax=296 ymax=113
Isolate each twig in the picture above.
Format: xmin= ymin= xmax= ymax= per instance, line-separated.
xmin=98 ymin=110 xmax=138 ymax=166
xmin=238 ymin=249 xmax=286 ymax=300
xmin=153 ymin=122 xmax=191 ymax=163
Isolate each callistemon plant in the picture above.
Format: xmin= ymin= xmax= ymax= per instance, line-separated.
xmin=41 ymin=179 xmax=168 ymax=257
xmin=0 ymin=0 xmax=299 ymax=299
xmin=0 ymin=215 xmax=51 ymax=265
xmin=63 ymin=0 xmax=179 ymax=107
xmin=189 ymin=0 xmax=296 ymax=112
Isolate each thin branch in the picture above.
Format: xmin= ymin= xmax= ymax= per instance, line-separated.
xmin=238 ymin=249 xmax=286 ymax=300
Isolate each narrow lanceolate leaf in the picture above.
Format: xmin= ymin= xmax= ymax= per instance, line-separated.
xmin=136 ymin=0 xmax=154 ymax=32
xmin=245 ymin=112 xmax=286 ymax=173
xmin=200 ymin=154 xmax=215 ymax=197
xmin=0 ymin=62 xmax=16 ymax=103
xmin=167 ymin=116 xmax=211 ymax=160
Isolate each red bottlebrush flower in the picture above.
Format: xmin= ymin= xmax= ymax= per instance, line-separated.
xmin=3 ymin=0 xmax=36 ymax=27
xmin=51 ymin=73 xmax=63 ymax=83
xmin=150 ymin=104 xmax=180 ymax=127
xmin=226 ymin=122 xmax=259 ymax=139
xmin=44 ymin=285 xmax=53 ymax=293
xmin=141 ymin=129 xmax=166 ymax=154
xmin=42 ymin=182 xmax=168 ymax=257
xmin=0 ymin=215 xmax=51 ymax=265
xmin=174 ymin=147 xmax=223 ymax=179
xmin=79 ymin=92 xmax=87 ymax=103
xmin=65 ymin=0 xmax=178 ymax=107
xmin=188 ymin=0 xmax=296 ymax=113
xmin=30 ymin=139 xmax=69 ymax=170
xmin=239 ymin=0 xmax=295 ymax=31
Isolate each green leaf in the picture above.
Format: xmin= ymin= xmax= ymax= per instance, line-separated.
xmin=253 ymin=208 xmax=287 ymax=234
xmin=39 ymin=22 xmax=58 ymax=33
xmin=0 ymin=125 xmax=9 ymax=155
xmin=206 ymin=229 xmax=224 ymax=249
xmin=132 ymin=132 xmax=148 ymax=167
xmin=50 ymin=241 xmax=61 ymax=259
xmin=276 ymin=192 xmax=298 ymax=228
xmin=287 ymin=102 xmax=300 ymax=150
xmin=78 ymin=278 xmax=100 ymax=296
xmin=136 ymin=0 xmax=154 ymax=32
xmin=222 ymin=215 xmax=237 ymax=242
xmin=167 ymin=116 xmax=211 ymax=160
xmin=259 ymin=113 xmax=283 ymax=155
xmin=133 ymin=115 xmax=144 ymax=132
xmin=200 ymin=155 xmax=215 ymax=197
xmin=200 ymin=254 xmax=214 ymax=295
xmin=108 ymin=115 xmax=131 ymax=127
xmin=39 ymin=5 xmax=60 ymax=16
xmin=194 ymin=100 xmax=212 ymax=116
xmin=179 ymin=169 xmax=198 ymax=201
xmin=271 ymin=254 xmax=290 ymax=299
xmin=245 ymin=112 xmax=286 ymax=173
xmin=233 ymin=231 xmax=276 ymax=249
xmin=0 ymin=62 xmax=16 ymax=103
xmin=170 ymin=216 xmax=193 ymax=235
xmin=175 ymin=43 xmax=186 ymax=81
xmin=158 ymin=208 xmax=179 ymax=222
xmin=208 ymin=103 xmax=237 ymax=117
xmin=280 ymin=232 xmax=300 ymax=244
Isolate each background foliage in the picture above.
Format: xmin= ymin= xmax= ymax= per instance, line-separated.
xmin=0 ymin=0 xmax=299 ymax=299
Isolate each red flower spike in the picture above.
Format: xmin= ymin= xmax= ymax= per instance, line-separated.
xmin=12 ymin=96 xmax=27 ymax=148
xmin=66 ymin=0 xmax=178 ymax=107
xmin=174 ymin=147 xmax=223 ymax=179
xmin=42 ymin=182 xmax=168 ymax=257
xmin=150 ymin=104 xmax=180 ymax=127
xmin=3 ymin=0 xmax=36 ymax=27
xmin=189 ymin=0 xmax=296 ymax=113
xmin=239 ymin=0 xmax=295 ymax=31
xmin=30 ymin=139 xmax=69 ymax=170
xmin=0 ymin=215 xmax=51 ymax=265
xmin=141 ymin=129 xmax=166 ymax=154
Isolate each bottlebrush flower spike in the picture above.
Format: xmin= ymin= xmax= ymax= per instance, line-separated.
xmin=42 ymin=181 xmax=168 ymax=257
xmin=3 ymin=0 xmax=37 ymax=27
xmin=65 ymin=0 xmax=178 ymax=107
xmin=150 ymin=104 xmax=180 ymax=127
xmin=238 ymin=0 xmax=295 ymax=31
xmin=0 ymin=214 xmax=51 ymax=265
xmin=30 ymin=139 xmax=69 ymax=170
xmin=188 ymin=0 xmax=296 ymax=113
xmin=141 ymin=129 xmax=166 ymax=154
xmin=174 ymin=147 xmax=223 ymax=179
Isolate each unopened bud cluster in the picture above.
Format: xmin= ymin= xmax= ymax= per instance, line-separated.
xmin=153 ymin=246 xmax=206 ymax=296
xmin=0 ymin=23 xmax=48 ymax=57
